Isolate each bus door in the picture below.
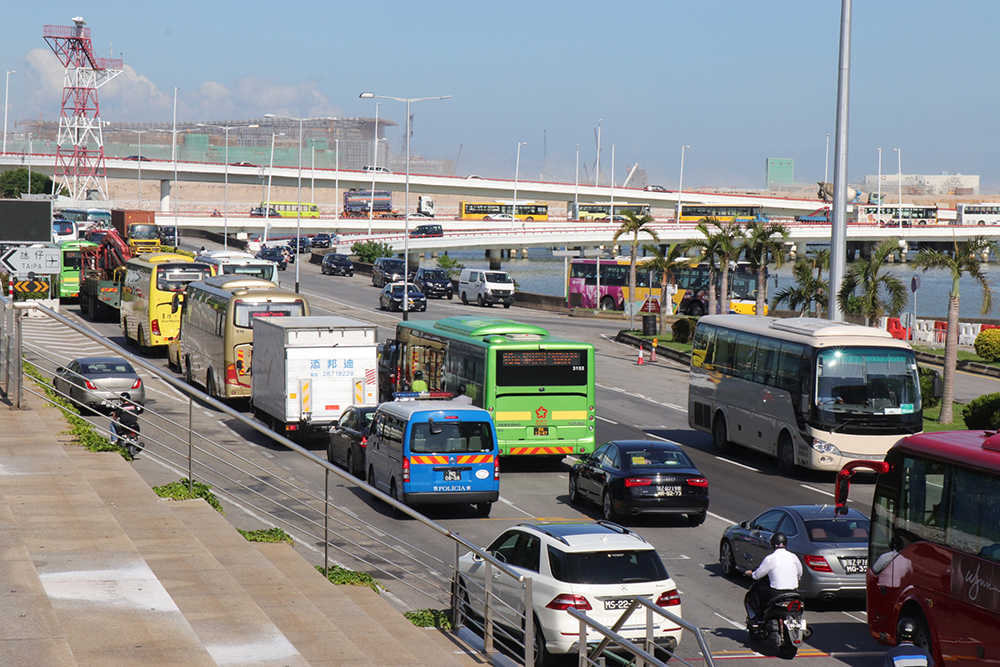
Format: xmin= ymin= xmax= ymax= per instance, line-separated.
xmin=233 ymin=341 xmax=252 ymax=390
xmin=403 ymin=413 xmax=499 ymax=508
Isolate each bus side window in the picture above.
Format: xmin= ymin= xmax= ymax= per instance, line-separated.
xmin=945 ymin=467 xmax=1000 ymax=561
xmin=734 ymin=333 xmax=757 ymax=380
xmin=754 ymin=337 xmax=779 ymax=385
xmin=713 ymin=329 xmax=737 ymax=375
xmin=776 ymin=342 xmax=807 ymax=394
xmin=691 ymin=324 xmax=714 ymax=368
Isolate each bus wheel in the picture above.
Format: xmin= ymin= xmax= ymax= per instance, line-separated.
xmin=778 ymin=433 xmax=798 ymax=474
xmin=185 ymin=358 xmax=194 ymax=385
xmin=476 ymin=502 xmax=492 ymax=517
xmin=712 ymin=414 xmax=732 ymax=454
xmin=599 ymin=296 xmax=616 ymax=311
xmin=122 ymin=319 xmax=133 ymax=345
xmin=206 ymin=371 xmax=217 ymax=400
xmin=137 ymin=327 xmax=149 ymax=355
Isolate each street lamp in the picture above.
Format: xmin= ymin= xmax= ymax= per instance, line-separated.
xmin=360 ymin=92 xmax=450 ymax=321
xmin=334 ymin=138 xmax=339 ymax=225
xmin=263 ymin=131 xmax=285 ymax=246
xmin=877 ymin=147 xmax=882 ymax=223
xmin=367 ymin=101 xmax=380 ymax=234
xmin=511 ymin=141 xmax=527 ymax=231
xmin=894 ymin=147 xmax=902 ymax=228
xmin=676 ymin=145 xmax=690 ymax=225
xmin=196 ymin=122 xmax=258 ymax=250
xmin=596 ymin=119 xmax=602 ymax=185
xmin=574 ymin=143 xmax=580 ymax=220
xmin=3 ymin=70 xmax=14 ymax=155
xmin=264 ymin=113 xmax=337 ymax=294
xmin=122 ymin=129 xmax=145 ymax=206
xmin=26 ymin=132 xmax=33 ymax=194
xmin=824 ymin=133 xmax=831 ymax=184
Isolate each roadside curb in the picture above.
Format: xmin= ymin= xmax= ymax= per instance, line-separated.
xmin=914 ymin=350 xmax=1000 ymax=378
xmin=615 ymin=331 xmax=690 ymax=367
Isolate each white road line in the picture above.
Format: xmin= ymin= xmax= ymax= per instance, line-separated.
xmin=714 ymin=456 xmax=761 ymax=473
xmin=842 ymin=611 xmax=867 ymax=624
xmin=707 ymin=510 xmax=736 ymax=525
xmin=498 ymin=496 xmax=535 ymax=517
xmin=800 ymin=483 xmax=854 ymax=503
xmin=644 ymin=433 xmax=669 ymax=442
xmin=594 ymin=383 xmax=687 ymax=413
xmin=596 ymin=416 xmax=618 ymax=425
xmin=714 ymin=612 xmax=744 ymax=629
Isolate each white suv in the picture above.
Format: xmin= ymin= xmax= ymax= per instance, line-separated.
xmin=457 ymin=522 xmax=682 ymax=664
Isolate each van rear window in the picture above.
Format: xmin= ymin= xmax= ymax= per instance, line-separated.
xmin=410 ymin=421 xmax=494 ymax=454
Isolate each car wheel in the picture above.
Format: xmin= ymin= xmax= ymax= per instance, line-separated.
xmin=532 ymin=615 xmax=552 ymax=667
xmin=348 ymin=271 xmax=354 ymax=277
xmin=602 ymin=489 xmax=618 ymax=522
xmin=568 ymin=474 xmax=582 ymax=505
xmin=477 ymin=294 xmax=484 ymax=307
xmin=712 ymin=414 xmax=733 ymax=454
xmin=327 ymin=442 xmax=336 ymax=464
xmin=347 ymin=449 xmax=359 ymax=478
xmin=447 ymin=292 xmax=453 ymax=300
xmin=778 ymin=433 xmax=797 ymax=475
xmin=503 ymin=303 xmax=511 ymax=309
xmin=461 ymin=292 xmax=468 ymax=305
xmin=688 ymin=509 xmax=707 ymax=526
xmin=720 ymin=540 xmax=738 ymax=577
xmin=476 ymin=502 xmax=492 ymax=517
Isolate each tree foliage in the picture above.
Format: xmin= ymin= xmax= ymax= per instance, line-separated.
xmin=612 ymin=210 xmax=659 ymax=313
xmin=836 ymin=239 xmax=907 ymax=324
xmin=0 ymin=168 xmax=61 ymax=198
xmin=740 ymin=221 xmax=789 ymax=316
xmin=771 ymin=260 xmax=829 ymax=316
xmin=350 ymin=240 xmax=394 ymax=264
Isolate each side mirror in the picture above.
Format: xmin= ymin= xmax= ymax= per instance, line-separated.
xmin=428 ymin=417 xmax=443 ymax=436
xmin=798 ymin=393 xmax=810 ymax=414
xmin=739 ymin=521 xmax=750 ymax=529
xmin=55 ymin=366 xmax=64 ymax=374
xmin=171 ymin=294 xmax=181 ymax=314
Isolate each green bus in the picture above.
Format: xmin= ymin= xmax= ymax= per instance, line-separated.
xmin=57 ymin=239 xmax=99 ymax=300
xmin=379 ymin=316 xmax=596 ymax=457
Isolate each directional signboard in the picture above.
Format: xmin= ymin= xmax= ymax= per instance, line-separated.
xmin=1 ymin=246 xmax=62 ymax=275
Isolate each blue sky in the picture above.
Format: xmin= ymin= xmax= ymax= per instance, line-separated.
xmin=3 ymin=1 xmax=999 ymax=191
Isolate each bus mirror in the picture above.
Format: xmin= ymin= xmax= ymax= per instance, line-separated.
xmin=931 ymin=374 xmax=943 ymax=399
xmin=428 ymin=417 xmax=443 ymax=435
xmin=798 ymin=393 xmax=810 ymax=414
xmin=171 ymin=294 xmax=180 ymax=314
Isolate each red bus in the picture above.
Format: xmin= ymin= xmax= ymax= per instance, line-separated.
xmin=835 ymin=431 xmax=1000 ymax=665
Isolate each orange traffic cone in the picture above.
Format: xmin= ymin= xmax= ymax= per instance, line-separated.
xmin=650 ymin=344 xmax=657 ymax=363
xmin=636 ymin=347 xmax=644 ymax=365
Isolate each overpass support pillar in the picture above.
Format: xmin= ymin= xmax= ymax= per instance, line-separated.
xmin=488 ymin=248 xmax=502 ymax=271
xmin=795 ymin=241 xmax=808 ymax=261
xmin=160 ymin=180 xmax=172 ymax=212
xmin=407 ymin=250 xmax=421 ymax=269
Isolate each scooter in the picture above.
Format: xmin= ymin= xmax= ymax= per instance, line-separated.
xmin=745 ymin=589 xmax=807 ymax=659
xmin=110 ymin=394 xmax=144 ymax=457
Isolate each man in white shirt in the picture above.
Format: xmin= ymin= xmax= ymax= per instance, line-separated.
xmin=745 ymin=532 xmax=803 ymax=625
xmin=453 ymin=384 xmax=473 ymax=404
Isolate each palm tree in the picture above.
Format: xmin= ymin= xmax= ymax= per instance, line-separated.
xmin=740 ymin=221 xmax=789 ymax=316
xmin=641 ymin=243 xmax=684 ymax=334
xmin=612 ymin=211 xmax=660 ymax=314
xmin=913 ymin=236 xmax=997 ymax=423
xmin=771 ymin=260 xmax=828 ymax=316
xmin=837 ymin=239 xmax=908 ymax=325
xmin=679 ymin=218 xmax=724 ymax=316
xmin=714 ymin=220 xmax=742 ymax=313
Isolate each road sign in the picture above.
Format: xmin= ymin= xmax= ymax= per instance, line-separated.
xmin=12 ymin=280 xmax=49 ymax=293
xmin=1 ymin=247 xmax=62 ymax=275
xmin=911 ymin=275 xmax=921 ymax=293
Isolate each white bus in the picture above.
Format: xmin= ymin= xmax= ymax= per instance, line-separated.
xmin=957 ymin=202 xmax=1000 ymax=226
xmin=689 ymin=315 xmax=923 ymax=473
xmin=194 ymin=250 xmax=279 ymax=282
xmin=855 ymin=204 xmax=938 ymax=227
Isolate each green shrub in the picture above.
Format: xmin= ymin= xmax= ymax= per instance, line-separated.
xmin=153 ymin=479 xmax=225 ymax=514
xmin=436 ymin=254 xmax=465 ymax=278
xmin=405 ymin=609 xmax=453 ymax=629
xmin=974 ymin=328 xmax=1000 ymax=362
xmin=671 ymin=317 xmax=699 ymax=344
xmin=238 ymin=527 xmax=293 ymax=544
xmin=961 ymin=392 xmax=1000 ymax=430
xmin=316 ymin=565 xmax=382 ymax=593
xmin=918 ymin=367 xmax=941 ymax=409
xmin=350 ymin=240 xmax=393 ymax=264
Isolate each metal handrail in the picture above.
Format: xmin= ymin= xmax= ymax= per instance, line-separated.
xmin=566 ymin=607 xmax=666 ymax=667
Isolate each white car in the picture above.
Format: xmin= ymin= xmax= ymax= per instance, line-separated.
xmin=457 ymin=522 xmax=682 ymax=664
xmin=483 ymin=213 xmax=514 ymax=222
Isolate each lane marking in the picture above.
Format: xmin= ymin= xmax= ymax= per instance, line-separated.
xmin=645 ymin=433 xmax=669 ymax=442
xmin=715 ymin=457 xmax=761 ymax=473
xmin=498 ymin=496 xmax=535 ymax=517
xmin=842 ymin=611 xmax=867 ymax=624
xmin=714 ymin=612 xmax=744 ymax=630
xmin=708 ymin=510 xmax=736 ymax=525
xmin=596 ymin=383 xmax=687 ymax=413
xmin=800 ymin=483 xmax=854 ymax=504
xmin=596 ymin=416 xmax=618 ymax=425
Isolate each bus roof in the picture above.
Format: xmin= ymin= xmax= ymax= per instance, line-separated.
xmin=188 ymin=279 xmax=300 ymax=301
xmin=401 ymin=315 xmax=592 ymax=348
xmin=894 ymin=430 xmax=1000 ymax=473
xmin=376 ymin=400 xmax=493 ymax=421
xmin=700 ymin=315 xmax=902 ymax=344
xmin=130 ymin=252 xmax=197 ymax=266
xmin=57 ymin=239 xmax=98 ymax=249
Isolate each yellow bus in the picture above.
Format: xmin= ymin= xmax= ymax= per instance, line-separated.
xmin=120 ymin=253 xmax=213 ymax=351
xmin=677 ymin=204 xmax=765 ymax=224
xmin=175 ymin=275 xmax=310 ymax=400
xmin=263 ymin=201 xmax=320 ymax=218
xmin=457 ymin=201 xmax=549 ymax=221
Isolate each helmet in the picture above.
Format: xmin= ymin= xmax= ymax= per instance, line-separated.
xmin=770 ymin=532 xmax=788 ymax=548
xmin=414 ymin=371 xmax=423 ymax=379
xmin=898 ymin=620 xmax=917 ymax=642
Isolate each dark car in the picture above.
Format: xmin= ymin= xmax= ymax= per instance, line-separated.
xmin=231 ymin=161 xmax=257 ymax=167
xmin=291 ymin=236 xmax=312 ymax=253
xmin=255 ymin=247 xmax=287 ymax=270
xmin=53 ymin=356 xmax=145 ymax=412
xmin=158 ymin=226 xmax=177 ymax=246
xmin=644 ymin=184 xmax=667 ymax=192
xmin=124 ymin=155 xmax=151 ymax=161
xmin=311 ymin=232 xmax=335 ymax=248
xmin=379 ymin=282 xmax=426 ymax=312
xmin=371 ymin=257 xmax=407 ymax=287
xmin=249 ymin=206 xmax=279 ymax=218
xmin=719 ymin=505 xmax=871 ymax=600
xmin=413 ymin=267 xmax=453 ymax=300
xmin=569 ymin=440 xmax=709 ymax=525
xmin=327 ymin=406 xmax=378 ymax=477
xmin=321 ymin=253 xmax=354 ymax=276
xmin=410 ymin=224 xmax=443 ymax=238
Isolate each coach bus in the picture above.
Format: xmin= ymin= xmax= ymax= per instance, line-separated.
xmin=677 ymin=204 xmax=764 ymax=224
xmin=56 ymin=239 xmax=99 ymax=300
xmin=855 ymin=204 xmax=938 ymax=227
xmin=175 ymin=276 xmax=309 ymax=399
xmin=120 ymin=253 xmax=213 ymax=351
xmin=567 ymin=202 xmax=651 ymax=221
xmin=194 ymin=250 xmax=278 ymax=282
xmin=689 ymin=315 xmax=922 ymax=473
xmin=457 ymin=201 xmax=549 ymax=221
xmin=834 ymin=431 xmax=1000 ymax=665
xmin=957 ymin=202 xmax=1000 ymax=226
xmin=261 ymin=201 xmax=320 ymax=219
xmin=379 ymin=316 xmax=596 ymax=457
xmin=567 ymin=258 xmax=762 ymax=315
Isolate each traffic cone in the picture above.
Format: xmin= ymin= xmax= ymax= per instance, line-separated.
xmin=636 ymin=347 xmax=644 ymax=365
xmin=651 ymin=343 xmax=657 ymax=363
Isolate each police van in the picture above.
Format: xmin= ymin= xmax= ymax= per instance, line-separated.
xmin=365 ymin=400 xmax=500 ymax=516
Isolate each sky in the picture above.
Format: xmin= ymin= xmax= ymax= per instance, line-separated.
xmin=3 ymin=1 xmax=1000 ymax=192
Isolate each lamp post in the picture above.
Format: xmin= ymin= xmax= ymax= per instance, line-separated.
xmin=3 ymin=70 xmax=14 ymax=155
xmin=877 ymin=147 xmax=882 ymax=223
xmin=676 ymin=145 xmax=690 ymax=225
xmin=171 ymin=88 xmax=179 ymax=244
xmin=360 ymin=92 xmax=451 ymax=321
xmin=824 ymin=133 xmax=831 ymax=184
xmin=596 ymin=119 xmax=602 ymax=185
xmin=368 ymin=102 xmax=379 ymax=234
xmin=123 ymin=129 xmax=145 ymax=206
xmin=26 ymin=132 xmax=32 ymax=194
xmin=263 ymin=131 xmax=285 ymax=246
xmin=894 ymin=147 xmax=902 ymax=227
xmin=511 ymin=141 xmax=527 ymax=231
xmin=334 ymin=138 xmax=339 ymax=225
xmin=574 ymin=143 xmax=580 ymax=220
xmin=264 ymin=114 xmax=336 ymax=293
xmin=196 ymin=123 xmax=256 ymax=250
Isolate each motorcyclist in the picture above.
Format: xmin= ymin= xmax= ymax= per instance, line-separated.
xmin=745 ymin=532 xmax=803 ymax=626
xmin=109 ymin=397 xmax=142 ymax=448
xmin=411 ymin=370 xmax=428 ymax=393
xmin=884 ymin=620 xmax=933 ymax=667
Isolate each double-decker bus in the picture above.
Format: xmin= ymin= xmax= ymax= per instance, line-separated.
xmin=567 ymin=202 xmax=651 ymax=221
xmin=678 ymin=204 xmax=764 ymax=224
xmin=379 ymin=316 xmax=596 ymax=457
xmin=834 ymin=430 xmax=1000 ymax=665
xmin=261 ymin=201 xmax=320 ymax=218
xmin=856 ymin=204 xmax=938 ymax=227
xmin=120 ymin=253 xmax=213 ymax=351
xmin=689 ymin=315 xmax=922 ymax=473
xmin=56 ymin=239 xmax=99 ymax=300
xmin=957 ymin=202 xmax=1000 ymax=226
xmin=457 ymin=201 xmax=549 ymax=221
xmin=174 ymin=276 xmax=309 ymax=399
xmin=567 ymin=258 xmax=762 ymax=315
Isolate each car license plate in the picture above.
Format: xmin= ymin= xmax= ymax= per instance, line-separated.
xmin=443 ymin=469 xmax=461 ymax=482
xmin=604 ymin=598 xmax=631 ymax=611
xmin=534 ymin=427 xmax=548 ymax=436
xmin=657 ymin=485 xmax=681 ymax=496
xmin=841 ymin=557 xmax=867 ymax=574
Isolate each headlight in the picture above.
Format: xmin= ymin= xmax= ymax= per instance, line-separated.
xmin=811 ymin=439 xmax=842 ymax=456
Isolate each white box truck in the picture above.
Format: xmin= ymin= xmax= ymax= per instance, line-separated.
xmin=251 ymin=316 xmax=378 ymax=441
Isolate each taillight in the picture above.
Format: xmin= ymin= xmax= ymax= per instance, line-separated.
xmin=360 ymin=435 xmax=367 ymax=448
xmin=803 ymin=554 xmax=832 ymax=572
xmin=151 ymin=319 xmax=161 ymax=336
xmin=625 ymin=477 xmax=652 ymax=487
xmin=84 ymin=379 xmax=98 ymax=390
xmin=686 ymin=478 xmax=708 ymax=488
xmin=655 ymin=590 xmax=681 ymax=607
xmin=545 ymin=594 xmax=591 ymax=611
xmin=131 ymin=378 xmax=142 ymax=390
xmin=402 ymin=457 xmax=410 ymax=483
xmin=784 ymin=599 xmax=803 ymax=612
xmin=494 ymin=456 xmax=500 ymax=481
xmin=225 ymin=364 xmax=239 ymax=385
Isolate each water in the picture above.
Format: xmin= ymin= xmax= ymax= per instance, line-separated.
xmin=431 ymin=249 xmax=1000 ymax=320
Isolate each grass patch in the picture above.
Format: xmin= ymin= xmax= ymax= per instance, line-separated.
xmin=621 ymin=331 xmax=693 ymax=353
xmin=153 ymin=478 xmax=225 ymax=514
xmin=238 ymin=527 xmax=293 ymax=544
xmin=404 ymin=608 xmax=454 ymax=630
xmin=316 ymin=564 xmax=382 ymax=593
xmin=921 ymin=402 xmax=968 ymax=432
xmin=912 ymin=345 xmax=1000 ymax=368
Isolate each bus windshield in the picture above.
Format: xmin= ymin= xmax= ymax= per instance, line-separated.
xmin=157 ymin=265 xmax=212 ymax=292
xmin=409 ymin=421 xmax=495 ymax=454
xmin=62 ymin=251 xmax=85 ymax=269
xmin=233 ymin=300 xmax=306 ymax=328
xmin=495 ymin=349 xmax=589 ymax=387
xmin=815 ymin=347 xmax=921 ymax=415
xmin=130 ymin=224 xmax=159 ymax=240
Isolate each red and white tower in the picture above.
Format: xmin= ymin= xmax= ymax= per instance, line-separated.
xmin=43 ymin=17 xmax=122 ymax=201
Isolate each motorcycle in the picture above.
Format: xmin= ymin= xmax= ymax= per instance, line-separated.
xmin=110 ymin=394 xmax=144 ymax=457
xmin=745 ymin=590 xmax=807 ymax=659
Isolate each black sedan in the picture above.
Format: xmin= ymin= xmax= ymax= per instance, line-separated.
xmin=291 ymin=236 xmax=312 ymax=253
xmin=255 ymin=247 xmax=287 ymax=270
xmin=311 ymin=233 xmax=332 ymax=248
xmin=321 ymin=253 xmax=354 ymax=276
xmin=379 ymin=282 xmax=427 ymax=312
xmin=413 ymin=267 xmax=453 ymax=299
xmin=569 ymin=440 xmax=709 ymax=525
xmin=328 ymin=406 xmax=378 ymax=477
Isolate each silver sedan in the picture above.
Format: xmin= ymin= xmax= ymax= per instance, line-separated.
xmin=53 ymin=357 xmax=145 ymax=411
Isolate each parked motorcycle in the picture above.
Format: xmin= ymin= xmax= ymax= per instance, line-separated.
xmin=745 ymin=590 xmax=806 ymax=659
xmin=110 ymin=394 xmax=144 ymax=457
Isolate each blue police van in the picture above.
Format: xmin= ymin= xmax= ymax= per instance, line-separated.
xmin=365 ymin=400 xmax=500 ymax=516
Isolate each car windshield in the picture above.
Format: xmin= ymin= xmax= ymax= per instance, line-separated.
xmin=390 ymin=284 xmax=420 ymax=294
xmin=82 ymin=361 xmax=134 ymax=375
xmin=484 ymin=272 xmax=513 ymax=284
xmin=804 ymin=517 xmax=871 ymax=543
xmin=53 ymin=221 xmax=74 ymax=234
xmin=423 ymin=269 xmax=448 ymax=280
xmin=548 ymin=548 xmax=668 ymax=584
xmin=622 ymin=449 xmax=695 ymax=469
xmin=409 ymin=421 xmax=494 ymax=454
xmin=383 ymin=261 xmax=405 ymax=272
xmin=329 ymin=254 xmax=348 ymax=261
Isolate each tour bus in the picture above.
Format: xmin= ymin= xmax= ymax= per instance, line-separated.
xmin=855 ymin=204 xmax=938 ymax=227
xmin=194 ymin=250 xmax=278 ymax=282
xmin=567 ymin=258 xmax=762 ymax=315
xmin=567 ymin=202 xmax=651 ymax=221
xmin=677 ymin=204 xmax=765 ymax=224
xmin=457 ymin=201 xmax=549 ymax=220
xmin=379 ymin=316 xmax=596 ymax=457
xmin=957 ymin=202 xmax=1000 ymax=226
xmin=689 ymin=315 xmax=922 ymax=473
xmin=834 ymin=431 xmax=1000 ymax=665
xmin=261 ymin=201 xmax=320 ymax=219
xmin=175 ymin=275 xmax=309 ymax=399
xmin=56 ymin=239 xmax=98 ymax=300
xmin=365 ymin=400 xmax=500 ymax=516
xmin=59 ymin=208 xmax=112 ymax=230
xmin=120 ymin=253 xmax=213 ymax=351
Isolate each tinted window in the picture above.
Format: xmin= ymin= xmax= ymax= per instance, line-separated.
xmin=422 ymin=269 xmax=448 ymax=280
xmin=621 ymin=448 xmax=695 ymax=469
xmin=409 ymin=421 xmax=494 ymax=454
xmin=804 ymin=518 xmax=870 ymax=543
xmin=547 ymin=547 xmax=668 ymax=584
xmin=751 ymin=510 xmax=786 ymax=532
xmin=82 ymin=361 xmax=134 ymax=374
xmin=234 ymin=301 xmax=306 ymax=328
